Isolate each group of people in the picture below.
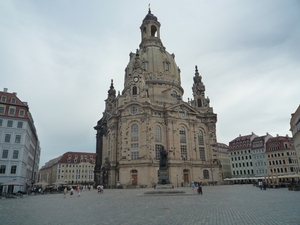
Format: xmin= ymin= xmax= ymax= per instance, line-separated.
xmin=258 ymin=181 xmax=267 ymax=190
xmin=63 ymin=186 xmax=84 ymax=198
xmin=191 ymin=182 xmax=203 ymax=195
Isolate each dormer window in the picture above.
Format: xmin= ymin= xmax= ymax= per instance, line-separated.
xmin=11 ymin=98 xmax=16 ymax=104
xmin=1 ymin=96 xmax=6 ymax=102
xmin=19 ymin=110 xmax=25 ymax=117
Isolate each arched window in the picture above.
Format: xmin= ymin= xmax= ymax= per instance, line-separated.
xmin=132 ymin=86 xmax=137 ymax=95
xmin=155 ymin=125 xmax=162 ymax=142
xmin=151 ymin=25 xmax=157 ymax=37
xmin=1 ymin=96 xmax=6 ymax=102
xmin=11 ymin=98 xmax=16 ymax=104
xmin=198 ymin=130 xmax=204 ymax=145
xmin=131 ymin=124 xmax=138 ymax=142
xmin=179 ymin=127 xmax=186 ymax=143
xmin=203 ymin=170 xmax=209 ymax=179
xmin=197 ymin=99 xmax=202 ymax=107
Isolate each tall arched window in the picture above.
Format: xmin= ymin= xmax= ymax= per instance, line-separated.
xmin=132 ymin=86 xmax=137 ymax=95
xmin=197 ymin=99 xmax=202 ymax=107
xmin=198 ymin=130 xmax=204 ymax=145
xmin=203 ymin=170 xmax=209 ymax=179
xmin=179 ymin=127 xmax=186 ymax=143
xmin=155 ymin=125 xmax=162 ymax=160
xmin=131 ymin=124 xmax=138 ymax=142
xmin=155 ymin=125 xmax=162 ymax=142
xmin=180 ymin=126 xmax=187 ymax=160
xmin=171 ymin=90 xmax=177 ymax=101
xmin=131 ymin=124 xmax=139 ymax=160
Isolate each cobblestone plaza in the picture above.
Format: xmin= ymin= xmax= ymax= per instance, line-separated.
xmin=1 ymin=185 xmax=299 ymax=225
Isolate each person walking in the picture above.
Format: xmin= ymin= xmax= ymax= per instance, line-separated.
xmin=198 ymin=183 xmax=203 ymax=195
xmin=191 ymin=182 xmax=195 ymax=194
xmin=259 ymin=181 xmax=263 ymax=190
xmin=70 ymin=188 xmax=74 ymax=198
xmin=63 ymin=187 xmax=67 ymax=198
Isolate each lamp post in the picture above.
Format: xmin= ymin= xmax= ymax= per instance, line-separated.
xmin=176 ymin=174 xmax=178 ymax=188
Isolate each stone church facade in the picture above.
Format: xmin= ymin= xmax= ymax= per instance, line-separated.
xmin=94 ymin=9 xmax=221 ymax=187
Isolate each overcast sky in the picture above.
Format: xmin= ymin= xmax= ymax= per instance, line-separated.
xmin=1 ymin=1 xmax=299 ymax=168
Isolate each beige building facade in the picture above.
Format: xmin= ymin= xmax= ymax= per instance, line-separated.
xmin=39 ymin=152 xmax=96 ymax=185
xmin=94 ymin=9 xmax=221 ymax=188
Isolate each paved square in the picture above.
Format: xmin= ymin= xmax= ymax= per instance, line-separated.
xmin=1 ymin=185 xmax=299 ymax=225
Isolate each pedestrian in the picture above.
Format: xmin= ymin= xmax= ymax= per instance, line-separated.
xmin=63 ymin=187 xmax=67 ymax=198
xmin=77 ymin=186 xmax=81 ymax=197
xmin=198 ymin=183 xmax=203 ymax=195
xmin=259 ymin=181 xmax=262 ymax=190
xmin=70 ymin=188 xmax=74 ymax=198
xmin=191 ymin=181 xmax=195 ymax=194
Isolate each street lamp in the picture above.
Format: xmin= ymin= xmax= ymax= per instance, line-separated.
xmin=176 ymin=174 xmax=178 ymax=188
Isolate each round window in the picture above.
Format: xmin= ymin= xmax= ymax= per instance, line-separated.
xmin=130 ymin=106 xmax=138 ymax=115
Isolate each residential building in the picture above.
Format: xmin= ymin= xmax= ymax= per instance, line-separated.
xmin=290 ymin=105 xmax=300 ymax=168
xmin=39 ymin=152 xmax=96 ymax=185
xmin=228 ymin=133 xmax=258 ymax=179
xmin=94 ymin=9 xmax=221 ymax=188
xmin=0 ymin=88 xmax=40 ymax=193
xmin=251 ymin=133 xmax=273 ymax=177
xmin=217 ymin=143 xmax=231 ymax=181
xmin=266 ymin=135 xmax=299 ymax=179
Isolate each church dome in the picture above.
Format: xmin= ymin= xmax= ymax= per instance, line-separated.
xmin=124 ymin=10 xmax=182 ymax=93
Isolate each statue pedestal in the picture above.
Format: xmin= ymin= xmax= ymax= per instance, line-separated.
xmin=157 ymin=167 xmax=170 ymax=185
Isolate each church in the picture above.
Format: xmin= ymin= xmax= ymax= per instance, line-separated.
xmin=94 ymin=8 xmax=221 ymax=188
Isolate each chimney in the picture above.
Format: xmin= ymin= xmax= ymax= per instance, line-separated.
xmin=3 ymin=88 xmax=8 ymax=92
xmin=13 ymin=92 xmax=17 ymax=96
xmin=276 ymin=134 xmax=279 ymax=137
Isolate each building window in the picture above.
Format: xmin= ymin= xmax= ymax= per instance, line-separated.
xmin=2 ymin=150 xmax=8 ymax=159
xmin=10 ymin=165 xmax=17 ymax=174
xmin=181 ymin=145 xmax=187 ymax=160
xmin=155 ymin=125 xmax=162 ymax=142
xmin=171 ymin=91 xmax=177 ymax=101
xmin=197 ymin=99 xmax=202 ymax=107
xmin=17 ymin=122 xmax=23 ymax=128
xmin=155 ymin=144 xmax=162 ymax=160
xmin=0 ymin=106 xmax=5 ymax=114
xmin=0 ymin=119 xmax=2 ymax=126
xmin=131 ymin=143 xmax=139 ymax=160
xmin=179 ymin=127 xmax=186 ymax=143
xmin=132 ymin=86 xmax=137 ymax=95
xmin=0 ymin=165 xmax=6 ymax=174
xmin=7 ymin=120 xmax=13 ymax=127
xmin=198 ymin=130 xmax=204 ymax=145
xmin=19 ymin=110 xmax=25 ymax=117
xmin=1 ymin=96 xmax=6 ymax=102
xmin=203 ymin=170 xmax=209 ymax=179
xmin=15 ymin=135 xmax=21 ymax=143
xmin=131 ymin=124 xmax=138 ymax=141
xmin=9 ymin=107 xmax=15 ymax=115
xmin=142 ymin=62 xmax=147 ymax=71
xmin=11 ymin=98 xmax=16 ymax=104
xmin=164 ymin=62 xmax=170 ymax=71
xmin=12 ymin=150 xmax=18 ymax=159
xmin=5 ymin=134 xmax=11 ymax=143
xmin=130 ymin=106 xmax=137 ymax=115
xmin=199 ymin=147 xmax=205 ymax=161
